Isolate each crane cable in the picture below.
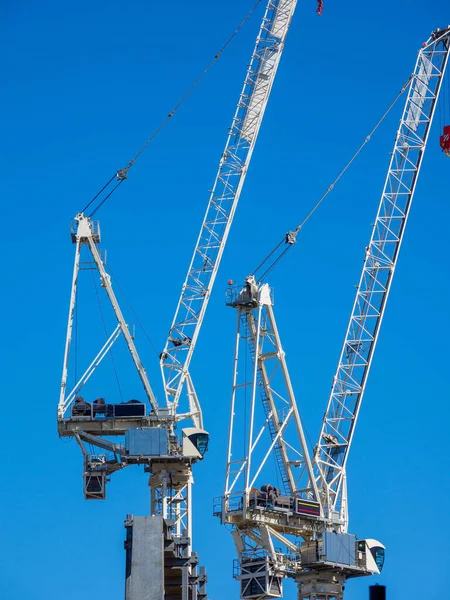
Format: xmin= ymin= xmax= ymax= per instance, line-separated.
xmin=253 ymin=75 xmax=413 ymax=282
xmin=90 ymin=265 xmax=124 ymax=401
xmin=81 ymin=0 xmax=264 ymax=218
xmin=107 ymin=265 xmax=160 ymax=359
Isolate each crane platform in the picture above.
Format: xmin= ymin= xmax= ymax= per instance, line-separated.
xmin=215 ymin=493 xmax=322 ymax=539
xmin=58 ymin=413 xmax=164 ymax=437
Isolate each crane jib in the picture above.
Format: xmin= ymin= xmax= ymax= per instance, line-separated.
xmin=313 ymin=27 xmax=450 ymax=528
xmin=160 ymin=0 xmax=299 ymax=418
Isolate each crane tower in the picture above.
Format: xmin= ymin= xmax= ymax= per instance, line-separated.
xmin=217 ymin=26 xmax=450 ymax=600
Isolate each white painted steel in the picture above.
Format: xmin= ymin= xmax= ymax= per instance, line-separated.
xmin=224 ymin=280 xmax=318 ymax=508
xmin=58 ymin=213 xmax=159 ymax=417
xmin=63 ymin=324 xmax=121 ymax=413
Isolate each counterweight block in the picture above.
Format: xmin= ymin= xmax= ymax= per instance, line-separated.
xmin=237 ymin=556 xmax=283 ymax=599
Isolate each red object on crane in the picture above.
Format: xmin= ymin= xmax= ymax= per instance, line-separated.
xmin=440 ymin=125 xmax=450 ymax=156
xmin=316 ymin=0 xmax=323 ymax=16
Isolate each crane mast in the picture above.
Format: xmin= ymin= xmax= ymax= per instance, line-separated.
xmin=160 ymin=0 xmax=299 ymax=421
xmin=313 ymin=26 xmax=450 ymax=531
xmin=218 ymin=26 xmax=450 ymax=600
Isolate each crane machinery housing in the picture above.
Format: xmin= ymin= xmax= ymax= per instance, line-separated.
xmin=216 ymin=26 xmax=450 ymax=600
xmin=57 ymin=1 xmax=300 ymax=598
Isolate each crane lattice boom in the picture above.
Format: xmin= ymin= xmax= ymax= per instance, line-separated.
xmin=160 ymin=0 xmax=298 ymax=416
xmin=313 ymin=27 xmax=450 ymax=529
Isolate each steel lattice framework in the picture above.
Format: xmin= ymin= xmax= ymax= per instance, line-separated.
xmin=223 ymin=280 xmax=318 ymax=509
xmin=58 ymin=213 xmax=159 ymax=419
xmin=218 ymin=26 xmax=450 ymax=600
xmin=313 ymin=28 xmax=450 ymax=530
xmin=160 ymin=0 xmax=298 ymax=418
xmin=57 ymin=8 xmax=302 ymax=599
xmin=220 ymin=281 xmax=321 ymax=592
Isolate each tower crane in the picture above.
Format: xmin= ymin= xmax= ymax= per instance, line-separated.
xmin=57 ymin=1 xmax=300 ymax=598
xmin=217 ymin=26 xmax=450 ymax=600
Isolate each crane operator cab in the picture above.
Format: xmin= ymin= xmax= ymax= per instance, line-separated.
xmin=356 ymin=539 xmax=385 ymax=575
xmin=182 ymin=428 xmax=209 ymax=459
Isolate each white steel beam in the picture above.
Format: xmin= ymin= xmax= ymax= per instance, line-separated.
xmin=313 ymin=27 xmax=450 ymax=528
xmin=224 ymin=280 xmax=319 ymax=509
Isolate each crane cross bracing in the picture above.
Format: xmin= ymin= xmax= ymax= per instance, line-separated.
xmin=313 ymin=26 xmax=450 ymax=531
xmin=160 ymin=0 xmax=299 ymax=421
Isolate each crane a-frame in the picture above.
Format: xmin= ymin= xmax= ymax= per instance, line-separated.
xmin=217 ymin=26 xmax=450 ymax=600
xmin=57 ymin=1 xmax=300 ymax=598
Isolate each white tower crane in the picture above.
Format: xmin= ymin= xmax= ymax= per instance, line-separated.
xmin=218 ymin=26 xmax=450 ymax=600
xmin=58 ymin=1 xmax=300 ymax=597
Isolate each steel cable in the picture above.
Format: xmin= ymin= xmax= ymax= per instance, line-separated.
xmin=254 ymin=75 xmax=413 ymax=282
xmin=108 ymin=266 xmax=160 ymax=359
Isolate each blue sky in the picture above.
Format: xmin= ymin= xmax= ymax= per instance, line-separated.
xmin=2 ymin=1 xmax=450 ymax=599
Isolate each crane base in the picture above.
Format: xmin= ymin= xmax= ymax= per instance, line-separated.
xmin=124 ymin=515 xmax=208 ymax=600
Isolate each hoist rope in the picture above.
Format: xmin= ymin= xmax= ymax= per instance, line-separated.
xmin=81 ymin=174 xmax=117 ymax=215
xmin=81 ymin=0 xmax=264 ymax=217
xmin=108 ymin=266 xmax=160 ymax=359
xmin=253 ymin=75 xmax=413 ymax=282
xmin=88 ymin=179 xmax=125 ymax=218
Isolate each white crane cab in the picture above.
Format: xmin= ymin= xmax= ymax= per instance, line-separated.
xmin=182 ymin=428 xmax=209 ymax=459
xmin=356 ymin=539 xmax=385 ymax=575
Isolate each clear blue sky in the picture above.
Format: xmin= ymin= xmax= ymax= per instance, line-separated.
xmin=2 ymin=1 xmax=449 ymax=599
